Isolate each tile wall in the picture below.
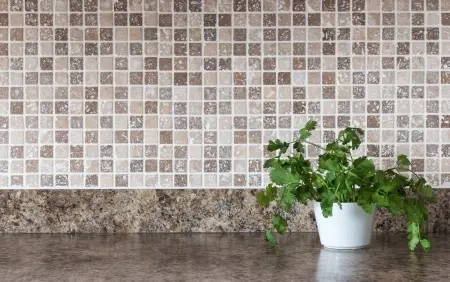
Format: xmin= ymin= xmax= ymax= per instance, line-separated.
xmin=1 ymin=0 xmax=450 ymax=188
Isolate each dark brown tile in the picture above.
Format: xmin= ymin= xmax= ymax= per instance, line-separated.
xmin=443 ymin=13 xmax=450 ymax=25
xmin=234 ymin=0 xmax=246 ymax=12
xmin=427 ymin=27 xmax=439 ymax=40
xmin=397 ymin=42 xmax=410 ymax=55
xmin=322 ymin=72 xmax=335 ymax=84
xmin=336 ymin=29 xmax=350 ymax=41
xmin=159 ymin=14 xmax=172 ymax=27
xmin=427 ymin=0 xmax=439 ymax=11
xmin=427 ymin=42 xmax=439 ymax=54
xmin=278 ymin=29 xmax=290 ymax=41
xmin=293 ymin=13 xmax=306 ymax=26
xmin=263 ymin=72 xmax=276 ymax=85
xmin=412 ymin=0 xmax=425 ymax=11
xmin=130 ymin=13 xmax=142 ymax=26
xmin=114 ymin=0 xmax=127 ymax=11
xmin=114 ymin=13 xmax=127 ymax=26
xmin=308 ymin=13 xmax=321 ymax=26
xmin=352 ymin=13 xmax=365 ymax=25
xmin=263 ymin=29 xmax=276 ymax=41
xmin=25 ymin=0 xmax=37 ymax=12
xmin=219 ymin=14 xmax=231 ymax=26
xmin=323 ymin=0 xmax=336 ymax=11
xmin=412 ymin=13 xmax=424 ymax=25
xmin=412 ymin=28 xmax=425 ymax=40
xmin=323 ymin=43 xmax=335 ymax=55
xmin=189 ymin=0 xmax=202 ymax=12
xmin=70 ymin=13 xmax=83 ymax=26
xmin=84 ymin=0 xmax=98 ymax=12
xmin=40 ymin=13 xmax=52 ymax=26
xmin=204 ymin=14 xmax=216 ymax=26
xmin=278 ymin=72 xmax=290 ymax=85
xmin=338 ymin=0 xmax=350 ymax=11
xmin=248 ymin=0 xmax=261 ymax=12
xmin=293 ymin=0 xmax=306 ymax=11
xmin=174 ymin=0 xmax=187 ymax=12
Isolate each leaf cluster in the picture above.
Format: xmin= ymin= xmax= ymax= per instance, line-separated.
xmin=257 ymin=120 xmax=436 ymax=251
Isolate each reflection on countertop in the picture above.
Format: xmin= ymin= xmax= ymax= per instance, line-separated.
xmin=0 ymin=233 xmax=448 ymax=282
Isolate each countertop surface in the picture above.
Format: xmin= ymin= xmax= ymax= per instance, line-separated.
xmin=0 ymin=233 xmax=448 ymax=282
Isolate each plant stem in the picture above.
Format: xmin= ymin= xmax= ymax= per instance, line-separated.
xmin=395 ymin=167 xmax=421 ymax=180
xmin=303 ymin=140 xmax=326 ymax=151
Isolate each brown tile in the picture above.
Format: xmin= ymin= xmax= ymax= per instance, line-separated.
xmin=85 ymin=0 xmax=98 ymax=12
xmin=189 ymin=0 xmax=202 ymax=12
xmin=382 ymin=13 xmax=395 ymax=25
xmin=159 ymin=14 xmax=172 ymax=27
xmin=323 ymin=43 xmax=335 ymax=55
xmin=113 ymin=0 xmax=127 ymax=11
xmin=427 ymin=0 xmax=439 ymax=11
xmin=233 ymin=43 xmax=246 ymax=56
xmin=263 ymin=72 xmax=276 ymax=85
xmin=308 ymin=13 xmax=321 ymax=26
xmin=352 ymin=13 xmax=365 ymax=25
xmin=293 ymin=0 xmax=306 ymax=11
xmin=397 ymin=42 xmax=410 ymax=55
xmin=278 ymin=29 xmax=290 ymax=41
xmin=443 ymin=13 xmax=450 ymax=25
xmin=412 ymin=0 xmax=425 ymax=10
xmin=412 ymin=13 xmax=424 ymax=25
xmin=263 ymin=14 xmax=276 ymax=26
xmin=189 ymin=73 xmax=202 ymax=85
xmin=323 ymin=0 xmax=336 ymax=11
xmin=278 ymin=72 xmax=291 ymax=85
xmin=234 ymin=72 xmax=246 ymax=85
xmin=219 ymin=14 xmax=231 ymax=26
xmin=322 ymin=72 xmax=335 ymax=84
xmin=427 ymin=42 xmax=439 ymax=55
xmin=40 ymin=13 xmax=52 ymax=26
xmin=293 ymin=13 xmax=306 ymax=26
xmin=337 ymin=28 xmax=350 ymax=40
xmin=40 ymin=145 xmax=53 ymax=158
xmin=442 ymin=71 xmax=450 ymax=83
xmin=293 ymin=57 xmax=306 ymax=70
xmin=219 ymin=58 xmax=232 ymax=70
xmin=427 ymin=27 xmax=439 ymax=40
xmin=114 ymin=13 xmax=127 ymax=26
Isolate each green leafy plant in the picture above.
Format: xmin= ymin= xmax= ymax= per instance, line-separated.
xmin=257 ymin=120 xmax=436 ymax=251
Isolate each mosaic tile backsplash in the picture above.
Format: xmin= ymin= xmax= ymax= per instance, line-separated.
xmin=1 ymin=0 xmax=450 ymax=188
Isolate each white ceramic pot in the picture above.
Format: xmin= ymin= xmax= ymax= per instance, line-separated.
xmin=314 ymin=202 xmax=375 ymax=249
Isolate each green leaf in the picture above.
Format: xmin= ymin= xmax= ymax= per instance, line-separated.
xmin=265 ymin=230 xmax=277 ymax=245
xmin=293 ymin=141 xmax=305 ymax=153
xmin=267 ymin=139 xmax=289 ymax=153
xmin=256 ymin=191 xmax=270 ymax=207
xmin=263 ymin=158 xmax=278 ymax=169
xmin=270 ymin=167 xmax=298 ymax=185
xmin=266 ymin=183 xmax=277 ymax=201
xmin=299 ymin=120 xmax=317 ymax=140
xmin=280 ymin=189 xmax=295 ymax=211
xmin=372 ymin=192 xmax=390 ymax=207
xmin=361 ymin=203 xmax=374 ymax=214
xmin=407 ymin=222 xmax=420 ymax=251
xmin=320 ymin=194 xmax=335 ymax=217
xmin=272 ymin=214 xmax=288 ymax=234
xmin=420 ymin=238 xmax=431 ymax=251
xmin=397 ymin=154 xmax=411 ymax=166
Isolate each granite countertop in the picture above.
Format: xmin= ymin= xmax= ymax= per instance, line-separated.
xmin=0 ymin=233 xmax=448 ymax=282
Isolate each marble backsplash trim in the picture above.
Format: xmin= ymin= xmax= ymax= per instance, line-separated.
xmin=0 ymin=189 xmax=448 ymax=232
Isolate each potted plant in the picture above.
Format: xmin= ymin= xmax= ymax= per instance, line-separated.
xmin=257 ymin=120 xmax=436 ymax=251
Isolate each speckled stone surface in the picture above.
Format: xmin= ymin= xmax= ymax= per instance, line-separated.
xmin=0 ymin=233 xmax=448 ymax=282
xmin=0 ymin=190 xmax=449 ymax=233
